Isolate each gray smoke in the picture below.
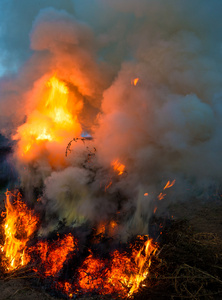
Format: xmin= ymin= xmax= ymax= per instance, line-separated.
xmin=0 ymin=0 xmax=222 ymax=237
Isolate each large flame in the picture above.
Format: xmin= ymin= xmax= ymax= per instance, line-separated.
xmin=75 ymin=235 xmax=157 ymax=297
xmin=13 ymin=75 xmax=82 ymax=164
xmin=0 ymin=191 xmax=38 ymax=272
xmin=0 ymin=191 xmax=158 ymax=298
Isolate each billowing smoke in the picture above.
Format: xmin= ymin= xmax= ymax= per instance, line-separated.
xmin=0 ymin=0 xmax=222 ymax=238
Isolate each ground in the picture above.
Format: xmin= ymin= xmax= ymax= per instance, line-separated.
xmin=0 ymin=197 xmax=221 ymax=300
xmin=169 ymin=198 xmax=222 ymax=238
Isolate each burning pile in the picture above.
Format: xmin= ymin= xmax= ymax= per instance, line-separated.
xmin=1 ymin=2 xmax=222 ymax=298
xmin=0 ymin=190 xmax=158 ymax=298
xmin=0 ymin=72 xmax=179 ymax=299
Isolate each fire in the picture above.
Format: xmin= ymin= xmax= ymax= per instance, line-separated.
xmin=158 ymin=192 xmax=166 ymax=201
xmin=14 ymin=75 xmax=82 ymax=163
xmin=157 ymin=179 xmax=176 ymax=201
xmin=131 ymin=78 xmax=139 ymax=86
xmin=96 ymin=223 xmax=106 ymax=236
xmin=0 ymin=197 xmax=159 ymax=297
xmin=96 ymin=220 xmax=118 ymax=238
xmin=0 ymin=192 xmax=158 ymax=298
xmin=164 ymin=179 xmax=176 ymax=190
xmin=0 ymin=191 xmax=38 ymax=272
xmin=127 ymin=237 xmax=157 ymax=296
xmin=112 ymin=159 xmax=125 ymax=175
xmin=78 ymin=253 xmax=107 ymax=293
xmin=76 ymin=236 xmax=157 ymax=297
xmin=31 ymin=233 xmax=77 ymax=277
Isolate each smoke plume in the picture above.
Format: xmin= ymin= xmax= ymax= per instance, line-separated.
xmin=0 ymin=0 xmax=222 ymax=237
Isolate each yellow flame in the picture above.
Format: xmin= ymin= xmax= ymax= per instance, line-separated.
xmin=131 ymin=78 xmax=139 ymax=86
xmin=45 ymin=76 xmax=73 ymax=126
xmin=0 ymin=191 xmax=38 ymax=272
xmin=128 ymin=237 xmax=157 ymax=296
xmin=111 ymin=159 xmax=125 ymax=175
xmin=14 ymin=75 xmax=82 ymax=164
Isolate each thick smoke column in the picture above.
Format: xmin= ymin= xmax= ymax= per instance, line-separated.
xmin=0 ymin=0 xmax=222 ymax=237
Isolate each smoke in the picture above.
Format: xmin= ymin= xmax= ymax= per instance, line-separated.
xmin=0 ymin=0 xmax=222 ymax=237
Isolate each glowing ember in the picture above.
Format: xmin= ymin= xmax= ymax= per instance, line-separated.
xmin=96 ymin=223 xmax=106 ymax=236
xmin=131 ymin=78 xmax=139 ymax=86
xmin=164 ymin=179 xmax=176 ymax=190
xmin=78 ymin=253 xmax=107 ymax=293
xmin=158 ymin=192 xmax=166 ymax=201
xmin=105 ymin=180 xmax=112 ymax=192
xmin=76 ymin=235 xmax=157 ymax=297
xmin=13 ymin=75 xmax=82 ymax=163
xmin=95 ymin=220 xmax=118 ymax=238
xmin=31 ymin=233 xmax=77 ymax=277
xmin=109 ymin=220 xmax=117 ymax=230
xmin=57 ymin=282 xmax=73 ymax=299
xmin=0 ymin=191 xmax=38 ymax=272
xmin=112 ymin=159 xmax=125 ymax=175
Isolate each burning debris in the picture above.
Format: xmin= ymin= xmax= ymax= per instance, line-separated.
xmin=0 ymin=191 xmax=38 ymax=272
xmin=0 ymin=0 xmax=222 ymax=299
xmin=0 ymin=191 xmax=158 ymax=299
xmin=1 ymin=196 xmax=222 ymax=300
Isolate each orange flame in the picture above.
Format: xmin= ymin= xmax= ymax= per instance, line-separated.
xmin=32 ymin=233 xmax=77 ymax=277
xmin=76 ymin=236 xmax=157 ymax=297
xmin=127 ymin=237 xmax=157 ymax=296
xmin=78 ymin=253 xmax=107 ymax=293
xmin=163 ymin=179 xmax=176 ymax=190
xmin=158 ymin=192 xmax=166 ymax=201
xmin=14 ymin=75 xmax=82 ymax=164
xmin=111 ymin=159 xmax=125 ymax=175
xmin=0 ymin=191 xmax=38 ymax=272
xmin=96 ymin=220 xmax=118 ymax=238
xmin=96 ymin=223 xmax=106 ymax=236
xmin=0 ymin=191 xmax=158 ymax=298
xmin=131 ymin=78 xmax=139 ymax=86
xmin=57 ymin=282 xmax=73 ymax=299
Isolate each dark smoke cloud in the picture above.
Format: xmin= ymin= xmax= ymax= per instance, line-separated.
xmin=0 ymin=0 xmax=222 ymax=237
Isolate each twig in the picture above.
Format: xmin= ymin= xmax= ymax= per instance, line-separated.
xmin=183 ymin=263 xmax=222 ymax=285
xmin=3 ymin=287 xmax=34 ymax=299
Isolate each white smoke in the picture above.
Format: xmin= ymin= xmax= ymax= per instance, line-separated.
xmin=0 ymin=0 xmax=222 ymax=237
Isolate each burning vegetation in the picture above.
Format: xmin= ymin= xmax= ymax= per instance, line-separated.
xmin=0 ymin=73 xmax=220 ymax=298
xmin=0 ymin=191 xmax=38 ymax=272
xmin=0 ymin=1 xmax=222 ymax=299
xmin=1 ymin=191 xmax=222 ymax=300
xmin=0 ymin=71 xmax=221 ymax=300
xmin=0 ymin=190 xmax=158 ymax=298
